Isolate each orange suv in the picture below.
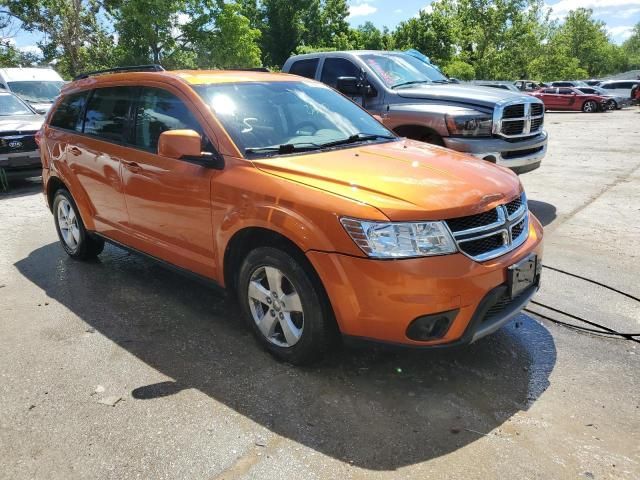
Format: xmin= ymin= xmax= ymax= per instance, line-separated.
xmin=39 ymin=65 xmax=543 ymax=364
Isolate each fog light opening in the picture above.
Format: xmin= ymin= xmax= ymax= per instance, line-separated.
xmin=406 ymin=309 xmax=459 ymax=341
xmin=483 ymin=155 xmax=497 ymax=163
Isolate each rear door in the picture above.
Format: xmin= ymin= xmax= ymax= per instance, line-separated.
xmin=119 ymin=86 xmax=216 ymax=278
xmin=56 ymin=87 xmax=133 ymax=232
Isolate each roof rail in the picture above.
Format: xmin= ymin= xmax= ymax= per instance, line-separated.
xmin=227 ymin=67 xmax=270 ymax=72
xmin=73 ymin=64 xmax=165 ymax=81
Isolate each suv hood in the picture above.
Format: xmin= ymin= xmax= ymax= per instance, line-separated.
xmin=0 ymin=114 xmax=43 ymax=132
xmin=253 ymin=139 xmax=522 ymax=221
xmin=396 ymin=84 xmax=534 ymax=109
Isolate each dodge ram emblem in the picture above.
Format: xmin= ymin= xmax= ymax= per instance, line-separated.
xmin=8 ymin=140 xmax=23 ymax=149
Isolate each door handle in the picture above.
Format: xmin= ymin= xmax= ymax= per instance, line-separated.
xmin=69 ymin=146 xmax=81 ymax=156
xmin=122 ymin=160 xmax=142 ymax=173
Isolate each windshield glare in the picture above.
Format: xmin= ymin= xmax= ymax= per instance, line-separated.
xmin=8 ymin=80 xmax=64 ymax=103
xmin=196 ymin=81 xmax=394 ymax=157
xmin=0 ymin=94 xmax=33 ymax=116
xmin=361 ymin=53 xmax=449 ymax=87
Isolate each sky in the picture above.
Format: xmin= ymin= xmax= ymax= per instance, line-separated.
xmin=7 ymin=0 xmax=640 ymax=56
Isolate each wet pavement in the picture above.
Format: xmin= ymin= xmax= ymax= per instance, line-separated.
xmin=1 ymin=109 xmax=639 ymax=479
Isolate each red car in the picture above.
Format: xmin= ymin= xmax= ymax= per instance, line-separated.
xmin=530 ymin=87 xmax=608 ymax=113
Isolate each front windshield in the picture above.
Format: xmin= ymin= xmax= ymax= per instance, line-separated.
xmin=195 ymin=81 xmax=395 ymax=157
xmin=0 ymin=94 xmax=33 ymax=116
xmin=8 ymin=81 xmax=64 ymax=103
xmin=360 ymin=53 xmax=449 ymax=88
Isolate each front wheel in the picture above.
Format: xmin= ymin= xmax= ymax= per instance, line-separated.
xmin=237 ymin=247 xmax=336 ymax=365
xmin=582 ymin=100 xmax=598 ymax=113
xmin=606 ymin=99 xmax=617 ymax=110
xmin=53 ymin=189 xmax=104 ymax=259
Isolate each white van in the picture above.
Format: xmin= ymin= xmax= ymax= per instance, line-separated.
xmin=0 ymin=68 xmax=65 ymax=113
xmin=597 ymin=80 xmax=640 ymax=99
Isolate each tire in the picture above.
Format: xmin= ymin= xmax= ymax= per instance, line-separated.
xmin=53 ymin=189 xmax=104 ymax=259
xmin=419 ymin=131 xmax=445 ymax=146
xmin=582 ymin=100 xmax=598 ymax=113
xmin=237 ymin=246 xmax=336 ymax=365
xmin=606 ymin=99 xmax=617 ymax=110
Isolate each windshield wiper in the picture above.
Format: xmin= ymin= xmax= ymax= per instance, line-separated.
xmin=432 ymin=79 xmax=452 ymax=84
xmin=245 ymin=133 xmax=395 ymax=156
xmin=245 ymin=142 xmax=321 ymax=155
xmin=317 ymin=133 xmax=396 ymax=149
xmin=391 ymin=80 xmax=432 ymax=89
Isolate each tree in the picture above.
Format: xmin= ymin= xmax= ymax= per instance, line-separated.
xmin=105 ymin=0 xmax=190 ymax=67
xmin=393 ymin=6 xmax=455 ymax=66
xmin=622 ymin=22 xmax=640 ymax=70
xmin=184 ymin=2 xmax=262 ymax=69
xmin=260 ymin=0 xmax=312 ymax=66
xmin=1 ymin=0 xmax=115 ymax=78
xmin=443 ymin=59 xmax=475 ymax=80
xmin=550 ymin=8 xmax=620 ymax=77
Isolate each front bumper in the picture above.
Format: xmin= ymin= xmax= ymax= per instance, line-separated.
xmin=443 ymin=131 xmax=547 ymax=174
xmin=0 ymin=150 xmax=42 ymax=178
xmin=307 ymin=215 xmax=544 ymax=347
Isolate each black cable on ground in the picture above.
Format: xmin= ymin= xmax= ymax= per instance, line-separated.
xmin=542 ymin=265 xmax=640 ymax=303
xmin=524 ymin=265 xmax=640 ymax=342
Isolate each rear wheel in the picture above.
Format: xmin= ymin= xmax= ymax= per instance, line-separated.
xmin=237 ymin=247 xmax=335 ymax=365
xmin=53 ymin=189 xmax=104 ymax=259
xmin=582 ymin=100 xmax=598 ymax=113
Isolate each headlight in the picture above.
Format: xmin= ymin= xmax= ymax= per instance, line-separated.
xmin=340 ymin=218 xmax=457 ymax=258
xmin=445 ymin=111 xmax=493 ymax=137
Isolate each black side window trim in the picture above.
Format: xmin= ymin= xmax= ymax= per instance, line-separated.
xmin=49 ymin=85 xmax=218 ymax=159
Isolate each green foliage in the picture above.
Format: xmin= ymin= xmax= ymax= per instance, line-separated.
xmin=0 ymin=0 xmax=633 ymax=80
xmin=1 ymin=0 xmax=116 ymax=78
xmin=443 ymin=59 xmax=475 ymax=80
xmin=622 ymin=23 xmax=640 ymax=69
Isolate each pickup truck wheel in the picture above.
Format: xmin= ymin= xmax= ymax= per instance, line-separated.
xmin=582 ymin=100 xmax=598 ymax=113
xmin=419 ymin=131 xmax=445 ymax=146
xmin=238 ymin=247 xmax=334 ymax=365
xmin=53 ymin=189 xmax=104 ymax=259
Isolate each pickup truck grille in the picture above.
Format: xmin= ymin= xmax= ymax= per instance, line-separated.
xmin=499 ymin=102 xmax=544 ymax=138
xmin=0 ymin=131 xmax=38 ymax=155
xmin=445 ymin=193 xmax=529 ymax=262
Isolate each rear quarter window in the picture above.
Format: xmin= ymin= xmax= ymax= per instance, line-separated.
xmin=288 ymin=59 xmax=319 ymax=79
xmin=50 ymin=92 xmax=88 ymax=132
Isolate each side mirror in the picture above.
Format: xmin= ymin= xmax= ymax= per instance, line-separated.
xmin=336 ymin=76 xmax=361 ymax=95
xmin=158 ymin=129 xmax=224 ymax=169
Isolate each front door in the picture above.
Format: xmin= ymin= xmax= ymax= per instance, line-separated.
xmin=120 ymin=86 xmax=216 ymax=278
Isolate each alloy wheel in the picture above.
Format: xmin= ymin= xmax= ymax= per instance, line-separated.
xmin=247 ymin=266 xmax=304 ymax=347
xmin=57 ymin=198 xmax=80 ymax=251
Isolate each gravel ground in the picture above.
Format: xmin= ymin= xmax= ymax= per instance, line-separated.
xmin=0 ymin=108 xmax=639 ymax=479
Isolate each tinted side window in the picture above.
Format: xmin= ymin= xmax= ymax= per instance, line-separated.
xmin=543 ymin=88 xmax=556 ymax=94
xmin=134 ymin=88 xmax=202 ymax=152
xmin=321 ymin=58 xmax=361 ymax=88
xmin=601 ymin=83 xmax=614 ymax=90
xmin=558 ymin=88 xmax=573 ymax=95
xmin=289 ymin=59 xmax=319 ymax=79
xmin=622 ymin=82 xmax=637 ymax=89
xmin=50 ymin=92 xmax=88 ymax=132
xmin=84 ymin=87 xmax=134 ymax=142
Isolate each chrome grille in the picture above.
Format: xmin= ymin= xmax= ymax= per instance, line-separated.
xmin=445 ymin=193 xmax=529 ymax=262
xmin=497 ymin=100 xmax=544 ymax=138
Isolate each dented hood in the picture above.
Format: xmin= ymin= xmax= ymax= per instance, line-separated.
xmin=252 ymin=139 xmax=522 ymax=221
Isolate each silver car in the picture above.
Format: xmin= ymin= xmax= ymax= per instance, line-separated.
xmin=577 ymin=86 xmax=631 ymax=110
xmin=0 ymin=92 xmax=43 ymax=180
